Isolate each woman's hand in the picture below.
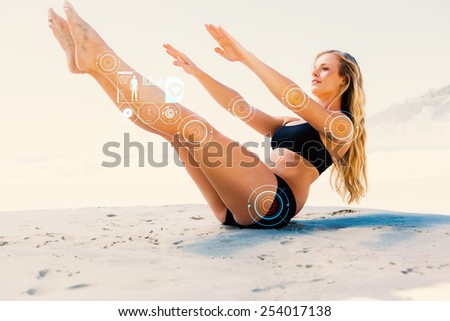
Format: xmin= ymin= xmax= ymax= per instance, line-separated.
xmin=163 ymin=44 xmax=203 ymax=76
xmin=205 ymin=24 xmax=250 ymax=62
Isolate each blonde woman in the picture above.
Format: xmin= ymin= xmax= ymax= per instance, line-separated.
xmin=48 ymin=1 xmax=367 ymax=229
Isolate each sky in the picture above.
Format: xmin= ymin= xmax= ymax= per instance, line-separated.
xmin=0 ymin=0 xmax=449 ymax=213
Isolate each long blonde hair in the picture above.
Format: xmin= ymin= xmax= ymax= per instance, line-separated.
xmin=316 ymin=50 xmax=368 ymax=203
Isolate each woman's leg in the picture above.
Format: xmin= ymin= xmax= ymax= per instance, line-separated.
xmin=63 ymin=1 xmax=278 ymax=226
xmin=48 ymin=8 xmax=229 ymax=222
xmin=91 ymin=71 xmax=230 ymax=222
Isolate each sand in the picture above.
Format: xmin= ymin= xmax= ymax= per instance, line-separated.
xmin=1 ymin=204 xmax=449 ymax=300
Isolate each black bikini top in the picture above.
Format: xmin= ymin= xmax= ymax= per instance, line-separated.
xmin=270 ymin=122 xmax=333 ymax=174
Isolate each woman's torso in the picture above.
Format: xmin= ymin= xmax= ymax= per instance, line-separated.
xmin=268 ymin=119 xmax=333 ymax=214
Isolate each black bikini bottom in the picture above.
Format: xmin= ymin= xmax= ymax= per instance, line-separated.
xmin=223 ymin=174 xmax=297 ymax=229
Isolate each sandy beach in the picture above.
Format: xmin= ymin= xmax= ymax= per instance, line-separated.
xmin=1 ymin=204 xmax=449 ymax=301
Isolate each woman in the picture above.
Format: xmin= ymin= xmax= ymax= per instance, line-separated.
xmin=48 ymin=1 xmax=367 ymax=229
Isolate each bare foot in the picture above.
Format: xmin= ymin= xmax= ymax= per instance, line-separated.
xmin=48 ymin=8 xmax=84 ymax=74
xmin=63 ymin=0 xmax=111 ymax=72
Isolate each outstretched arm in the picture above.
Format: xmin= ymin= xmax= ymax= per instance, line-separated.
xmin=205 ymin=24 xmax=352 ymax=142
xmin=163 ymin=43 xmax=298 ymax=137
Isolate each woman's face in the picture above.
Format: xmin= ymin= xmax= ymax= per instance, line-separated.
xmin=311 ymin=53 xmax=346 ymax=99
